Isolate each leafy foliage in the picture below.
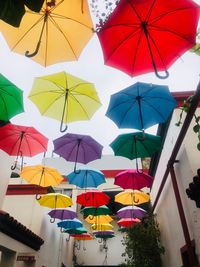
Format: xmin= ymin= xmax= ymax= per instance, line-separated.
xmin=121 ymin=214 xmax=165 ymax=267
xmin=190 ymin=28 xmax=200 ymax=56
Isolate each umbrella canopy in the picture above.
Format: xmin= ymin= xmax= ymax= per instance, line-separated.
xmin=0 ymin=0 xmax=44 ymax=27
xmin=114 ymin=169 xmax=153 ymax=190
xmin=37 ymin=193 xmax=72 ymax=209
xmin=57 ymin=218 xmax=83 ymax=229
xmin=110 ymin=132 xmax=162 ymax=160
xmin=106 ymin=82 xmax=177 ymax=130
xmin=97 ymin=0 xmax=200 ymax=79
xmin=95 ymin=234 xmax=115 ymax=239
xmin=29 ymin=71 xmax=101 ymax=132
xmin=0 ymin=0 xmax=94 ymax=66
xmin=77 ymin=190 xmax=110 ymax=208
xmin=117 ymin=206 xmax=147 ymax=219
xmin=67 ymin=169 xmax=106 ymax=188
xmin=71 ymin=233 xmax=93 ymax=240
xmin=53 ymin=133 xmax=103 ymax=172
xmin=85 ymin=215 xmax=113 ymax=224
xmin=64 ymin=227 xmax=87 ymax=235
xmin=20 ymin=164 xmax=64 ymax=187
xmin=115 ymin=190 xmax=150 ymax=205
xmin=91 ymin=223 xmax=113 ymax=231
xmin=80 ymin=205 xmax=111 ymax=216
xmin=92 ymin=230 xmax=114 ymax=236
xmin=0 ymin=73 xmax=24 ymax=121
xmin=117 ymin=218 xmax=141 ymax=228
xmin=48 ymin=208 xmax=77 ymax=221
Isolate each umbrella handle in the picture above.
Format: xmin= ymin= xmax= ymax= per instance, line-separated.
xmin=155 ymin=69 xmax=169 ymax=79
xmin=133 ymin=194 xmax=139 ymax=204
xmin=36 ymin=194 xmax=41 ymax=200
xmin=66 ymin=234 xmax=70 ymax=241
xmin=60 ymin=121 xmax=68 ymax=133
xmin=60 ymin=228 xmax=65 ymax=233
xmin=11 ymin=160 xmax=18 ymax=170
xmin=25 ymin=41 xmax=41 ymax=58
xmin=73 ymin=168 xmax=81 ymax=174
xmin=98 ymin=238 xmax=103 ymax=243
xmin=50 ymin=217 xmax=55 ymax=223
xmin=83 ymin=241 xmax=87 ymax=251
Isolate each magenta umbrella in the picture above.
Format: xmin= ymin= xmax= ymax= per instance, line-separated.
xmin=117 ymin=206 xmax=147 ymax=219
xmin=48 ymin=208 xmax=77 ymax=223
xmin=114 ymin=169 xmax=153 ymax=190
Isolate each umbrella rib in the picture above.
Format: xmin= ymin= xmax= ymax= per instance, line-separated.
xmin=0 ymin=92 xmax=9 ymax=119
xmin=25 ymin=133 xmax=47 ymax=156
xmin=0 ymin=85 xmax=23 ymax=110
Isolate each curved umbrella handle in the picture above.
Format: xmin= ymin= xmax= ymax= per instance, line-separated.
xmin=98 ymin=238 xmax=103 ymax=243
xmin=35 ymin=194 xmax=42 ymax=200
xmin=66 ymin=234 xmax=70 ymax=241
xmin=89 ymin=215 xmax=95 ymax=220
xmin=73 ymin=167 xmax=81 ymax=174
xmin=60 ymin=121 xmax=68 ymax=133
xmin=155 ymin=69 xmax=169 ymax=79
xmin=11 ymin=160 xmax=18 ymax=170
xmin=83 ymin=240 xmax=87 ymax=251
xmin=133 ymin=194 xmax=139 ymax=204
xmin=25 ymin=41 xmax=41 ymax=58
xmin=50 ymin=217 xmax=55 ymax=223
xmin=60 ymin=228 xmax=65 ymax=233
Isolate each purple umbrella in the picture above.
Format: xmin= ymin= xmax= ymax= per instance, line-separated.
xmin=117 ymin=206 xmax=147 ymax=219
xmin=92 ymin=230 xmax=114 ymax=235
xmin=53 ymin=133 xmax=103 ymax=172
xmin=48 ymin=208 xmax=77 ymax=223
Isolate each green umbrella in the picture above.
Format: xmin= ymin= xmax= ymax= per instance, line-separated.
xmin=110 ymin=132 xmax=162 ymax=160
xmin=80 ymin=206 xmax=111 ymax=217
xmin=0 ymin=73 xmax=24 ymax=121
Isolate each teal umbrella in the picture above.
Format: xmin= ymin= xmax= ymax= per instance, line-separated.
xmin=0 ymin=73 xmax=24 ymax=121
xmin=110 ymin=132 xmax=162 ymax=160
xmin=80 ymin=206 xmax=111 ymax=217
xmin=63 ymin=227 xmax=87 ymax=235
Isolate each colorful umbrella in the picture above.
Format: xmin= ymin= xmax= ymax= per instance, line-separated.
xmin=0 ymin=0 xmax=44 ymax=27
xmin=67 ymin=169 xmax=106 ymax=188
xmin=115 ymin=190 xmax=150 ymax=205
xmin=80 ymin=205 xmax=111 ymax=216
xmin=0 ymin=0 xmax=94 ymax=66
xmin=85 ymin=215 xmax=113 ymax=224
xmin=77 ymin=190 xmax=110 ymax=208
xmin=29 ymin=71 xmax=101 ymax=132
xmin=91 ymin=223 xmax=113 ymax=231
xmin=97 ymin=0 xmax=200 ymax=79
xmin=57 ymin=218 xmax=83 ymax=229
xmin=20 ymin=164 xmax=64 ymax=187
xmin=117 ymin=206 xmax=147 ymax=219
xmin=0 ymin=123 xmax=48 ymax=169
xmin=48 ymin=208 xmax=77 ymax=223
xmin=95 ymin=234 xmax=115 ymax=239
xmin=106 ymin=82 xmax=177 ymax=130
xmin=53 ymin=133 xmax=103 ymax=172
xmin=71 ymin=233 xmax=93 ymax=240
xmin=64 ymin=227 xmax=87 ymax=235
xmin=110 ymin=131 xmax=162 ymax=161
xmin=92 ymin=231 xmax=114 ymax=236
xmin=0 ymin=73 xmax=24 ymax=121
xmin=114 ymin=169 xmax=153 ymax=190
xmin=37 ymin=193 xmax=72 ymax=209
xmin=117 ymin=218 xmax=141 ymax=228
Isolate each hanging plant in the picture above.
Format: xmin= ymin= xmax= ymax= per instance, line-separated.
xmin=175 ymin=95 xmax=200 ymax=151
xmin=190 ymin=28 xmax=200 ymax=56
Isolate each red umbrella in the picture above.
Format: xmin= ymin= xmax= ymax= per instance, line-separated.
xmin=0 ymin=123 xmax=48 ymax=169
xmin=114 ymin=169 xmax=153 ymax=190
xmin=77 ymin=190 xmax=110 ymax=208
xmin=97 ymin=0 xmax=200 ymax=79
xmin=117 ymin=217 xmax=141 ymax=228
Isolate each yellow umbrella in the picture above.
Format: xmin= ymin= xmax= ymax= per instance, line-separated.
xmin=0 ymin=0 xmax=94 ymax=66
xmin=91 ymin=223 xmax=113 ymax=231
xmin=85 ymin=215 xmax=113 ymax=224
xmin=28 ymin=71 xmax=102 ymax=132
xmin=20 ymin=164 xmax=64 ymax=187
xmin=115 ymin=190 xmax=150 ymax=206
xmin=37 ymin=193 xmax=72 ymax=208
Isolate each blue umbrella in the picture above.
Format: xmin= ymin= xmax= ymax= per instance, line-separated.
xmin=67 ymin=169 xmax=106 ymax=188
xmin=57 ymin=218 xmax=83 ymax=229
xmin=106 ymin=82 xmax=177 ymax=130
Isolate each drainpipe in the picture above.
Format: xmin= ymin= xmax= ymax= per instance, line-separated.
xmin=152 ymin=80 xmax=200 ymax=266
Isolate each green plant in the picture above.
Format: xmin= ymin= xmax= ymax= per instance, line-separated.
xmin=121 ymin=214 xmax=165 ymax=267
xmin=190 ymin=28 xmax=200 ymax=56
xmin=175 ymin=95 xmax=200 ymax=151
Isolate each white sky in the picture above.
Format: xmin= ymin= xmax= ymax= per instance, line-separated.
xmin=0 ymin=1 xmax=200 ymax=166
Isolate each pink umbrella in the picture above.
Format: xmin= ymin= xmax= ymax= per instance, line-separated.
xmin=114 ymin=169 xmax=153 ymax=190
xmin=117 ymin=218 xmax=141 ymax=228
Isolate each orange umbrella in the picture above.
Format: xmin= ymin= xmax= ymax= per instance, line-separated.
xmin=115 ymin=190 xmax=150 ymax=205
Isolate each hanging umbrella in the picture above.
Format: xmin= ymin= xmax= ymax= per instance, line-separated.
xmin=57 ymin=218 xmax=83 ymax=229
xmin=106 ymin=82 xmax=177 ymax=130
xmin=53 ymin=133 xmax=103 ymax=172
xmin=37 ymin=193 xmax=72 ymax=208
xmin=77 ymin=190 xmax=110 ymax=208
xmin=0 ymin=73 xmax=24 ymax=121
xmin=91 ymin=223 xmax=113 ymax=231
xmin=117 ymin=206 xmax=147 ymax=219
xmin=80 ymin=205 xmax=111 ymax=216
xmin=29 ymin=71 xmax=101 ymax=132
xmin=20 ymin=164 xmax=64 ymax=187
xmin=67 ymin=169 xmax=106 ymax=188
xmin=97 ymin=0 xmax=200 ymax=79
xmin=64 ymin=227 xmax=87 ymax=235
xmin=92 ymin=230 xmax=114 ymax=236
xmin=0 ymin=0 xmax=44 ymax=27
xmin=110 ymin=131 xmax=162 ymax=161
xmin=114 ymin=169 xmax=153 ymax=190
xmin=48 ymin=208 xmax=77 ymax=223
xmin=0 ymin=0 xmax=94 ymax=66
xmin=0 ymin=123 xmax=48 ymax=169
xmin=117 ymin=218 xmax=141 ymax=228
xmin=95 ymin=234 xmax=115 ymax=239
xmin=115 ymin=190 xmax=150 ymax=205
xmin=85 ymin=215 xmax=113 ymax=224
xmin=71 ymin=233 xmax=93 ymax=240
